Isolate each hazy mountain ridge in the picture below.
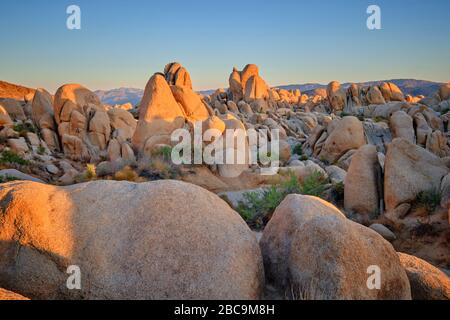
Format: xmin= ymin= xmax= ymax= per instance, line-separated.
xmin=95 ymin=79 xmax=443 ymax=106
xmin=278 ymin=79 xmax=443 ymax=97
xmin=0 ymin=79 xmax=442 ymax=105
xmin=95 ymin=87 xmax=144 ymax=106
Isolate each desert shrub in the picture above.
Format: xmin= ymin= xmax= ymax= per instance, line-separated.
xmin=415 ymin=189 xmax=441 ymax=213
xmin=0 ymin=150 xmax=30 ymax=166
xmin=300 ymin=155 xmax=309 ymax=161
xmin=85 ymin=164 xmax=97 ymax=180
xmin=151 ymin=146 xmax=173 ymax=162
xmin=114 ymin=166 xmax=139 ymax=182
xmin=292 ymin=144 xmax=303 ymax=156
xmin=37 ymin=145 xmax=46 ymax=155
xmin=299 ymin=171 xmax=328 ymax=197
xmin=13 ymin=122 xmax=36 ymax=137
xmin=0 ymin=175 xmax=19 ymax=183
xmin=139 ymin=158 xmax=180 ymax=181
xmin=237 ymin=172 xmax=327 ymax=229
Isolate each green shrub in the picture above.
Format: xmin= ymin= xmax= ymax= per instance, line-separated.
xmin=37 ymin=145 xmax=46 ymax=155
xmin=85 ymin=164 xmax=97 ymax=180
xmin=300 ymin=155 xmax=309 ymax=161
xmin=13 ymin=123 xmax=36 ymax=137
xmin=415 ymin=189 xmax=441 ymax=213
xmin=152 ymin=146 xmax=173 ymax=162
xmin=299 ymin=171 xmax=328 ymax=197
xmin=0 ymin=150 xmax=30 ymax=166
xmin=237 ymin=171 xmax=327 ymax=229
xmin=114 ymin=166 xmax=140 ymax=182
xmin=292 ymin=144 xmax=303 ymax=156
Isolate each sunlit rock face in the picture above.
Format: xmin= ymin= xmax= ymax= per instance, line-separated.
xmin=0 ymin=180 xmax=264 ymax=300
xmin=54 ymin=84 xmax=111 ymax=162
xmin=164 ymin=62 xmax=193 ymax=89
xmin=260 ymin=195 xmax=411 ymax=300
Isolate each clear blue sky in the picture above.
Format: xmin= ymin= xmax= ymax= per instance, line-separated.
xmin=1 ymin=0 xmax=449 ymax=93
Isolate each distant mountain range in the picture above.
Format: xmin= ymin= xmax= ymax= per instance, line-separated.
xmin=0 ymin=79 xmax=442 ymax=106
xmin=94 ymin=79 xmax=443 ymax=106
xmin=277 ymin=79 xmax=443 ymax=97
xmin=95 ymin=88 xmax=145 ymax=106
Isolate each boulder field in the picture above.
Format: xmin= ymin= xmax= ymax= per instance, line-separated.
xmin=0 ymin=63 xmax=449 ymax=300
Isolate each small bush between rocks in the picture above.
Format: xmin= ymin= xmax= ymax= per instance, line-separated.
xmin=0 ymin=150 xmax=30 ymax=166
xmin=76 ymin=164 xmax=97 ymax=183
xmin=292 ymin=144 xmax=303 ymax=156
xmin=13 ymin=122 xmax=36 ymax=137
xmin=237 ymin=171 xmax=328 ymax=229
xmin=415 ymin=189 xmax=442 ymax=214
xmin=37 ymin=146 xmax=46 ymax=155
xmin=300 ymin=171 xmax=328 ymax=197
xmin=114 ymin=166 xmax=140 ymax=182
xmin=151 ymin=146 xmax=172 ymax=161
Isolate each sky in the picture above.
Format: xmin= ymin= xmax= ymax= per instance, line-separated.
xmin=0 ymin=0 xmax=449 ymax=93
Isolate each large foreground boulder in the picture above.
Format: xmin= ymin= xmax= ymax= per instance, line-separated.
xmin=384 ymin=138 xmax=449 ymax=212
xmin=0 ymin=180 xmax=263 ymax=300
xmin=260 ymin=195 xmax=411 ymax=300
xmin=398 ymin=253 xmax=450 ymax=300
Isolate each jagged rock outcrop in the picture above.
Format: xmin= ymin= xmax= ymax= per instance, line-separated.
xmin=228 ymin=64 xmax=270 ymax=104
xmin=31 ymin=88 xmax=60 ymax=152
xmin=0 ymin=180 xmax=264 ymax=300
xmin=379 ymin=82 xmax=405 ymax=102
xmin=54 ymin=84 xmax=111 ymax=162
xmin=132 ymin=73 xmax=186 ymax=154
xmin=327 ymin=81 xmax=346 ymax=112
xmin=164 ymin=62 xmax=193 ymax=89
